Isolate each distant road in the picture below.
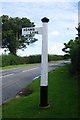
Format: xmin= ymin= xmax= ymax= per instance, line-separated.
xmin=0 ymin=61 xmax=70 ymax=104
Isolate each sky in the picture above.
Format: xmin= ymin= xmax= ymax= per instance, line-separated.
xmin=0 ymin=0 xmax=80 ymax=56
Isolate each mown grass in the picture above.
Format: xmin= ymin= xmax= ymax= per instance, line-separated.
xmin=2 ymin=65 xmax=79 ymax=119
xmin=0 ymin=63 xmax=38 ymax=70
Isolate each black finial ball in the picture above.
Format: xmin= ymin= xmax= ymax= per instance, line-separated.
xmin=41 ymin=17 xmax=49 ymax=23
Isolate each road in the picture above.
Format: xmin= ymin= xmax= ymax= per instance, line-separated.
xmin=0 ymin=61 xmax=70 ymax=104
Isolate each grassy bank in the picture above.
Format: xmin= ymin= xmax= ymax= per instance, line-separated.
xmin=2 ymin=65 xmax=79 ymax=119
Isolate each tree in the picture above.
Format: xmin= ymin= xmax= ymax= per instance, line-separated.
xmin=75 ymin=23 xmax=80 ymax=38
xmin=1 ymin=15 xmax=37 ymax=55
xmin=62 ymin=24 xmax=80 ymax=74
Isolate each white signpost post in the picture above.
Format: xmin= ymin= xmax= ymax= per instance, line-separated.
xmin=22 ymin=17 xmax=49 ymax=108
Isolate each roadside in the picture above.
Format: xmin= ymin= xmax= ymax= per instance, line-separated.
xmin=0 ymin=60 xmax=70 ymax=71
xmin=2 ymin=64 xmax=79 ymax=118
xmin=2 ymin=61 xmax=67 ymax=104
xmin=0 ymin=63 xmax=38 ymax=70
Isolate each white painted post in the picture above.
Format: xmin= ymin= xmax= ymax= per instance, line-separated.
xmin=39 ymin=17 xmax=49 ymax=107
xmin=22 ymin=17 xmax=50 ymax=108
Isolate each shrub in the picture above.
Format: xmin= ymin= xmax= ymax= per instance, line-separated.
xmin=1 ymin=54 xmax=64 ymax=67
xmin=62 ymin=38 xmax=80 ymax=74
xmin=70 ymin=39 xmax=80 ymax=74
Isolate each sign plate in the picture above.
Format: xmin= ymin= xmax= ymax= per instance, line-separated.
xmin=22 ymin=27 xmax=42 ymax=36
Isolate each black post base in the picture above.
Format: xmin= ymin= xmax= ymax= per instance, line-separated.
xmin=39 ymin=86 xmax=50 ymax=108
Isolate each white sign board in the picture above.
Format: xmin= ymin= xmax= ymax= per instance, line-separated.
xmin=22 ymin=27 xmax=42 ymax=36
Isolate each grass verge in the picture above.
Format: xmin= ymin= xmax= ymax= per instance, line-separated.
xmin=0 ymin=60 xmax=65 ymax=70
xmin=0 ymin=63 xmax=38 ymax=70
xmin=2 ymin=65 xmax=79 ymax=119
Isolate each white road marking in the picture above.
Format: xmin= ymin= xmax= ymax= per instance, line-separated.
xmin=33 ymin=75 xmax=41 ymax=80
xmin=22 ymin=67 xmax=39 ymax=73
xmin=0 ymin=67 xmax=39 ymax=88
xmin=0 ymin=73 xmax=14 ymax=78
xmin=0 ymin=67 xmax=39 ymax=79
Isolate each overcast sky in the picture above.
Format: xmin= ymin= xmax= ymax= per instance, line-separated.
xmin=0 ymin=0 xmax=80 ymax=56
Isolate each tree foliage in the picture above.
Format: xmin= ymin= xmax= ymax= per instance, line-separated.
xmin=62 ymin=24 xmax=80 ymax=74
xmin=1 ymin=15 xmax=37 ymax=55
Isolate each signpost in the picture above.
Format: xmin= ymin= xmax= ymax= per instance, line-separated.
xmin=22 ymin=27 xmax=42 ymax=36
xmin=40 ymin=17 xmax=49 ymax=108
xmin=22 ymin=17 xmax=49 ymax=108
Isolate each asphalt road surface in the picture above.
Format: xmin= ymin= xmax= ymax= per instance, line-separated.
xmin=0 ymin=61 xmax=70 ymax=104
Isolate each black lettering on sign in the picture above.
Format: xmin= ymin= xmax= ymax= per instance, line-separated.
xmin=32 ymin=31 xmax=38 ymax=34
xmin=23 ymin=29 xmax=26 ymax=31
xmin=23 ymin=28 xmax=37 ymax=32
xmin=27 ymin=28 xmax=35 ymax=31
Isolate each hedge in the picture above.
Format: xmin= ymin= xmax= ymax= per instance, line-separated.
xmin=0 ymin=54 xmax=64 ymax=67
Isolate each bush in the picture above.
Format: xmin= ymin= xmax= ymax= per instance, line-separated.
xmin=29 ymin=55 xmax=41 ymax=63
xmin=0 ymin=54 xmax=64 ymax=67
xmin=70 ymin=39 xmax=80 ymax=74
xmin=48 ymin=54 xmax=64 ymax=61
xmin=1 ymin=54 xmax=29 ymax=67
xmin=62 ymin=38 xmax=80 ymax=74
